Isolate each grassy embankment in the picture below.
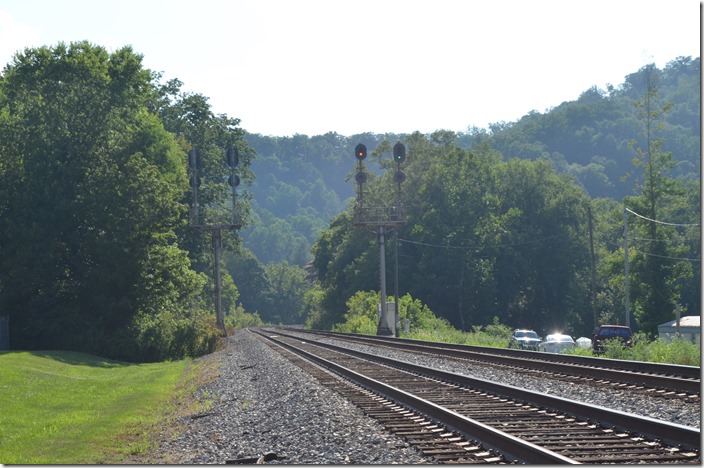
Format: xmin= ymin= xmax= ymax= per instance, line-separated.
xmin=0 ymin=350 xmax=217 ymax=464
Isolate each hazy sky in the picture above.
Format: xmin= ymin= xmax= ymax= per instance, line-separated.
xmin=0 ymin=0 xmax=700 ymax=137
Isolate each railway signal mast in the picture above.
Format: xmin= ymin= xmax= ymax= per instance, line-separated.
xmin=353 ymin=142 xmax=406 ymax=336
xmin=189 ymin=145 xmax=243 ymax=336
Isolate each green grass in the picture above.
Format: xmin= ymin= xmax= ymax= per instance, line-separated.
xmin=403 ymin=326 xmax=699 ymax=366
xmin=0 ymin=350 xmax=205 ymax=464
xmin=564 ymin=334 xmax=701 ymax=366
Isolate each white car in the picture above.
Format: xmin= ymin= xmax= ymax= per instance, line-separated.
xmin=538 ymin=334 xmax=576 ymax=353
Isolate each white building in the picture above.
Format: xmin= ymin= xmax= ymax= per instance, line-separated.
xmin=657 ymin=315 xmax=700 ymax=344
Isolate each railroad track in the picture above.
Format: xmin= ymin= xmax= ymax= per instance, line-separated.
xmin=253 ymin=328 xmax=700 ymax=464
xmin=283 ymin=327 xmax=700 ymax=401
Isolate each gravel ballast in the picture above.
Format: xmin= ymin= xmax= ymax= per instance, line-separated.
xmin=148 ymin=329 xmax=699 ymax=464
xmin=148 ymin=330 xmax=433 ymax=464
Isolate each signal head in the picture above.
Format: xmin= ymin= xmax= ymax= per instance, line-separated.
xmin=355 ymin=143 xmax=367 ymax=160
xmin=393 ymin=142 xmax=406 ymax=163
xmin=226 ymin=147 xmax=239 ymax=168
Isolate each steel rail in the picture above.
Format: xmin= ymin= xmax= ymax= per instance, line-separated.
xmin=256 ymin=330 xmax=578 ymax=464
xmin=268 ymin=328 xmax=701 ymax=451
xmin=287 ymin=328 xmax=701 ymax=393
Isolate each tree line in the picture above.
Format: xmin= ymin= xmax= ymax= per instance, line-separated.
xmin=240 ymin=57 xmax=699 ymax=267
xmin=0 ymin=42 xmax=256 ymax=361
xmin=305 ymin=134 xmax=699 ymax=339
xmin=239 ymin=57 xmax=699 ymax=340
xmin=303 ymin=63 xmax=699 ymax=338
xmin=0 ymin=42 xmax=698 ymax=361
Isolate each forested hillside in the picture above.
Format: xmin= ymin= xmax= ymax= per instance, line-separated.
xmin=0 ymin=42 xmax=698 ymax=360
xmin=242 ymin=56 xmax=699 ymax=266
xmin=241 ymin=56 xmax=699 ymax=339
xmin=460 ymin=56 xmax=700 ymax=200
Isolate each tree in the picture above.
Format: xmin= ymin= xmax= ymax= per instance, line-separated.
xmin=492 ymin=159 xmax=592 ymax=335
xmin=153 ymin=76 xmax=256 ymax=332
xmin=226 ymin=246 xmax=270 ymax=315
xmin=308 ymin=133 xmax=594 ymax=337
xmin=0 ymin=42 xmax=212 ymax=360
xmin=263 ymin=261 xmax=310 ymax=324
xmin=405 ymin=143 xmax=501 ymax=331
xmin=625 ymin=65 xmax=686 ymax=334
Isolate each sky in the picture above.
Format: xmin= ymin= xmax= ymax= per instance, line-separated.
xmin=0 ymin=0 xmax=700 ymax=137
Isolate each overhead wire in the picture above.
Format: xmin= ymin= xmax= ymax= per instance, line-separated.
xmin=625 ymin=207 xmax=700 ymax=227
xmin=604 ymin=240 xmax=700 ymax=262
xmin=399 ymin=234 xmax=562 ymax=251
xmin=394 ymin=207 xmax=699 ymax=261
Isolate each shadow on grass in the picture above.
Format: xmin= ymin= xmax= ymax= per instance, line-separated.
xmin=23 ymin=350 xmax=132 ymax=368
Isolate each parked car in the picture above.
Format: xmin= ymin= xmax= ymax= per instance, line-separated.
xmin=509 ymin=329 xmax=541 ymax=350
xmin=538 ymin=334 xmax=576 ymax=353
xmin=592 ymin=325 xmax=632 ymax=353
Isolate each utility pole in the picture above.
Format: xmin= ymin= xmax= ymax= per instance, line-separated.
xmin=393 ymin=228 xmax=400 ymax=338
xmin=623 ymin=205 xmax=630 ymax=328
xmin=588 ymin=205 xmax=597 ymax=331
xmin=189 ymin=145 xmax=243 ymax=337
xmin=353 ymin=142 xmax=406 ymax=336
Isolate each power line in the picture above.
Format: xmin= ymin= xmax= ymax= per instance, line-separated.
xmin=605 ymin=240 xmax=701 ymax=262
xmin=399 ymin=234 xmax=562 ymax=251
xmin=625 ymin=207 xmax=700 ymax=227
xmin=631 ymin=247 xmax=701 ymax=262
xmin=632 ymin=236 xmax=700 ymax=243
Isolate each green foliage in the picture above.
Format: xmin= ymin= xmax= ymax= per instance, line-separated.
xmin=263 ymin=261 xmax=310 ymax=324
xmin=242 ymin=59 xmax=698 ymax=335
xmin=241 ymin=133 xmax=346 ymax=264
xmin=474 ymin=316 xmax=513 ymax=340
xmin=331 ymin=291 xmax=455 ymax=337
xmin=564 ymin=332 xmax=700 ymax=366
xmin=400 ymin=293 xmax=452 ymax=332
xmin=599 ymin=334 xmax=631 ymax=360
xmin=404 ymin=315 xmax=513 ymax=349
xmin=0 ymin=42 xmax=233 ymax=361
xmin=302 ymin=284 xmax=326 ymax=330
xmin=117 ymin=308 xmax=220 ymax=363
xmin=226 ymin=246 xmax=311 ymax=325
xmin=640 ymin=337 xmax=700 ymax=366
xmin=563 ymin=346 xmax=595 ymax=357
xmin=331 ymin=291 xmax=510 ymax=348
xmin=0 ymin=42 xmax=697 ymax=362
xmin=621 ymin=66 xmax=692 ymax=335
xmin=305 ymin=60 xmax=699 ymax=341
xmin=478 ymin=57 xmax=699 ymax=200
xmin=332 ymin=291 xmax=380 ymax=335
xmin=610 ymin=332 xmax=701 ymax=365
xmin=226 ymin=246 xmax=269 ymax=316
xmin=224 ymin=305 xmax=264 ymax=330
xmin=310 ymin=135 xmax=595 ymax=337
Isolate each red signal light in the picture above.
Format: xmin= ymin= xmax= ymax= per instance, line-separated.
xmin=355 ymin=143 xmax=367 ymax=161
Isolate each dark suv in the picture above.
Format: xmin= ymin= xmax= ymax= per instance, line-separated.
xmin=592 ymin=325 xmax=632 ymax=352
xmin=509 ymin=329 xmax=541 ymax=350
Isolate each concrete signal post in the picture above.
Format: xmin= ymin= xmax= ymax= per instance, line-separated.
xmin=353 ymin=142 xmax=406 ymax=337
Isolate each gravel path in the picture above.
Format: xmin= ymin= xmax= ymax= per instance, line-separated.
xmin=147 ymin=328 xmax=699 ymax=464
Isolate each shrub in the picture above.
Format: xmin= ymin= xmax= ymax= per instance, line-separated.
xmin=563 ymin=332 xmax=700 ymax=365
xmin=225 ymin=304 xmax=264 ymax=331
xmin=104 ymin=308 xmax=220 ymax=362
xmin=332 ymin=291 xmax=380 ymax=334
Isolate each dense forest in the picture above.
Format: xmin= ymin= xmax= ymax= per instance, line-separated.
xmin=0 ymin=41 xmax=699 ymax=361
xmin=239 ymin=56 xmax=699 ymax=338
xmin=0 ymin=42 xmax=256 ymax=361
